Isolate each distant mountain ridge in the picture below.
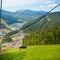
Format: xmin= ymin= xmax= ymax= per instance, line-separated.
xmin=1 ymin=9 xmax=46 ymax=24
xmin=16 ymin=9 xmax=46 ymax=14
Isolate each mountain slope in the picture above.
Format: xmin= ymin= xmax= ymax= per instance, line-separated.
xmin=0 ymin=19 xmax=26 ymax=30
xmin=0 ymin=19 xmax=10 ymax=29
xmin=0 ymin=19 xmax=14 ymax=30
xmin=1 ymin=10 xmax=18 ymax=25
xmin=21 ymin=12 xmax=60 ymax=33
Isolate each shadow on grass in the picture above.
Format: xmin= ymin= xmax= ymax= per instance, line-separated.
xmin=0 ymin=51 xmax=26 ymax=60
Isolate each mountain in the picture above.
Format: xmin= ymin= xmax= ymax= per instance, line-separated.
xmin=16 ymin=9 xmax=46 ymax=15
xmin=0 ymin=9 xmax=46 ymax=30
xmin=1 ymin=9 xmax=60 ymax=33
xmin=21 ymin=11 xmax=60 ymax=33
xmin=1 ymin=10 xmax=18 ymax=25
xmin=1 ymin=9 xmax=46 ymax=25
xmin=15 ymin=9 xmax=46 ymax=22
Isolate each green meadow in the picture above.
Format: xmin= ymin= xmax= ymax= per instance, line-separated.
xmin=0 ymin=45 xmax=60 ymax=60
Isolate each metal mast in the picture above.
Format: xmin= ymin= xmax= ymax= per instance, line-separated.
xmin=0 ymin=0 xmax=2 ymax=53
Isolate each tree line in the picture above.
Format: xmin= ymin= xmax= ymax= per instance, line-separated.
xmin=22 ymin=26 xmax=60 ymax=46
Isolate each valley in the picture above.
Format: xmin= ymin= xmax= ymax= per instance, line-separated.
xmin=0 ymin=0 xmax=60 ymax=60
xmin=0 ymin=9 xmax=60 ymax=60
xmin=0 ymin=9 xmax=60 ymax=44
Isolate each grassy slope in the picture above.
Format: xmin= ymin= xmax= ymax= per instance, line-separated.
xmin=0 ymin=45 xmax=60 ymax=60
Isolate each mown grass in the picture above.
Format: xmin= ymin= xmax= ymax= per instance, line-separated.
xmin=0 ymin=45 xmax=60 ymax=60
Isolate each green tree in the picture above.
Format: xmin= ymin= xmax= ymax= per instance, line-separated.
xmin=3 ymin=36 xmax=13 ymax=43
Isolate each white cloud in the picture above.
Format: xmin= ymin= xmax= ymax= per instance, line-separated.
xmin=2 ymin=0 xmax=59 ymax=12
xmin=39 ymin=6 xmax=44 ymax=8
xmin=45 ymin=0 xmax=54 ymax=4
xmin=2 ymin=0 xmax=39 ymax=8
xmin=48 ymin=4 xmax=57 ymax=7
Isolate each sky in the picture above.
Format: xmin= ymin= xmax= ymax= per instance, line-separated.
xmin=2 ymin=0 xmax=60 ymax=12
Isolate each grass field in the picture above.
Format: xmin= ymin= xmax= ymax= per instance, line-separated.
xmin=0 ymin=45 xmax=60 ymax=60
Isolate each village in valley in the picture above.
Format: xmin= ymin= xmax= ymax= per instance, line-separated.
xmin=0 ymin=28 xmax=24 ymax=48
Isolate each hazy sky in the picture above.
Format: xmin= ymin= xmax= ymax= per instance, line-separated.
xmin=2 ymin=0 xmax=60 ymax=12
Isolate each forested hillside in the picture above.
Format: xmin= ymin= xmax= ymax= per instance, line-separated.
xmin=0 ymin=19 xmax=9 ymax=29
xmin=23 ymin=26 xmax=60 ymax=46
xmin=21 ymin=12 xmax=60 ymax=33
xmin=22 ymin=12 xmax=60 ymax=45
